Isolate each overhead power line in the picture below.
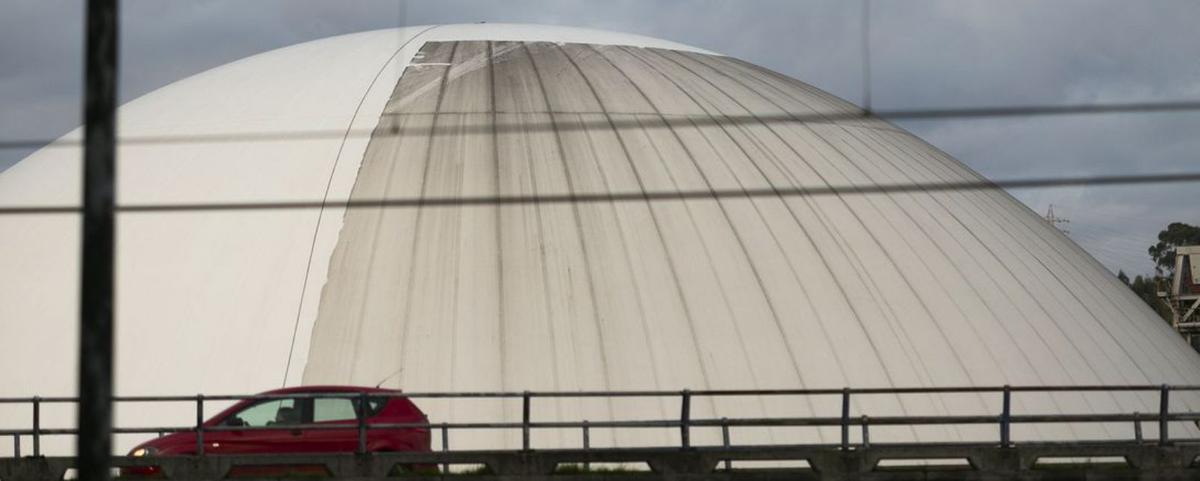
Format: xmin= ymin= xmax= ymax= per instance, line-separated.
xmin=1 ymin=170 xmax=1198 ymax=216
xmin=3 ymin=99 xmax=1200 ymax=151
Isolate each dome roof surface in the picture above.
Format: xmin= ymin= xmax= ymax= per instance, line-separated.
xmin=1 ymin=24 xmax=1197 ymax=453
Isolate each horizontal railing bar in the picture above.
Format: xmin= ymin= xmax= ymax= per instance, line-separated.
xmin=1009 ymin=385 xmax=1200 ymax=392
xmin=0 ymin=393 xmax=368 ymax=404
xmin=5 ymin=384 xmax=1200 ymax=404
xmin=2 ymin=439 xmax=1190 ymax=462
xmin=0 ymin=397 xmax=77 ymax=404
xmin=5 ymin=412 xmax=1196 ymax=437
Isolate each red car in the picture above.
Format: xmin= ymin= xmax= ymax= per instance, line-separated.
xmin=124 ymin=386 xmax=430 ymax=475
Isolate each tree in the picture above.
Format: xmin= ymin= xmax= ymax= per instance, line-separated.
xmin=1118 ymin=270 xmax=1172 ymax=322
xmin=1114 ymin=222 xmax=1199 ymax=324
xmin=1148 ymin=222 xmax=1200 ymax=276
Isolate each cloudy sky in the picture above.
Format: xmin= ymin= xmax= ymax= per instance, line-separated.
xmin=2 ymin=0 xmax=1197 ymax=276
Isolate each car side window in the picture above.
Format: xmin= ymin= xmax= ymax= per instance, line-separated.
xmin=228 ymin=398 xmax=301 ymax=427
xmin=313 ymin=397 xmax=358 ymax=422
xmin=366 ymin=397 xmax=387 ymax=416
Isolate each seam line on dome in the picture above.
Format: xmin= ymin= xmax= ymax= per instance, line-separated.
xmin=282 ymin=24 xmax=445 ymax=388
xmin=652 ymin=48 xmax=976 ymax=440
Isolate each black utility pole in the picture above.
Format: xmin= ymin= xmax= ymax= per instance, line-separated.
xmin=78 ymin=0 xmax=118 ymax=480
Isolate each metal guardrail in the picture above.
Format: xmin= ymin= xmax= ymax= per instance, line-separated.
xmin=3 ymin=384 xmax=1199 ymax=459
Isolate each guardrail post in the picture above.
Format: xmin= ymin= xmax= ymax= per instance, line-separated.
xmin=195 ymin=394 xmax=204 ymax=456
xmin=680 ymin=389 xmax=692 ymax=449
xmin=1158 ymin=384 xmax=1170 ymax=446
xmin=1000 ymin=385 xmax=1011 ymax=448
xmin=582 ymin=420 xmax=590 ymax=471
xmin=440 ymin=423 xmax=449 ymax=473
xmin=32 ymin=396 xmax=40 ymax=457
xmin=721 ymin=417 xmax=731 ymax=471
xmin=522 ymin=391 xmax=531 ymax=451
xmin=1134 ymin=411 xmax=1142 ymax=443
xmin=13 ymin=433 xmax=20 ymax=457
xmin=861 ymin=415 xmax=870 ymax=449
xmin=350 ymin=388 xmax=364 ymax=453
xmin=840 ymin=388 xmax=850 ymax=451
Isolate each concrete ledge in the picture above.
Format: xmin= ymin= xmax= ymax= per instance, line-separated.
xmin=2 ymin=442 xmax=1197 ymax=481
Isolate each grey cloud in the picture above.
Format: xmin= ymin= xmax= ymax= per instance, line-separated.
xmin=2 ymin=0 xmax=1196 ymax=275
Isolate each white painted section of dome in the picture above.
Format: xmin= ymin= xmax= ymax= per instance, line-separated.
xmin=0 ymin=24 xmax=717 ymax=455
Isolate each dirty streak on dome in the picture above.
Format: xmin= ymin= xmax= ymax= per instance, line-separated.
xmin=300 ymin=39 xmax=1200 ymax=449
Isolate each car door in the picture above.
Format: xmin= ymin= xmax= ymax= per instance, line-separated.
xmin=301 ymin=395 xmax=361 ymax=453
xmin=207 ymin=397 xmax=307 ymax=454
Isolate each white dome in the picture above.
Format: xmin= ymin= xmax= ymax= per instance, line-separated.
xmin=1 ymin=23 xmax=1197 ymax=453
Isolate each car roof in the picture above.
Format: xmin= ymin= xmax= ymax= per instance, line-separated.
xmin=259 ymin=385 xmax=404 ymax=395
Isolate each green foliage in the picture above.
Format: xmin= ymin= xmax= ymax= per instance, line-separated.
xmin=1119 ymin=222 xmax=1199 ymax=323
xmin=1148 ymin=222 xmax=1200 ymax=276
xmin=1117 ymin=270 xmax=1172 ymax=322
